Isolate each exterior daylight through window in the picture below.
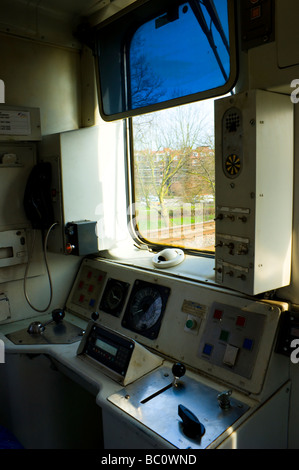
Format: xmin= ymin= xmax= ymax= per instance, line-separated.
xmin=131 ymin=100 xmax=216 ymax=252
xmin=127 ymin=0 xmax=232 ymax=252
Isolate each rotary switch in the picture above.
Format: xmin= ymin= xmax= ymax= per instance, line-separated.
xmin=178 ymin=404 xmax=205 ymax=439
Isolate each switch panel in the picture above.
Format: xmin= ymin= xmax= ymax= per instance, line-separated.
xmin=198 ymin=302 xmax=265 ymax=380
xmin=66 ymin=260 xmax=107 ymax=320
xmin=214 ymin=90 xmax=293 ymax=295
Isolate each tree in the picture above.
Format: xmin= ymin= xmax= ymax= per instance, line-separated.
xmin=133 ymin=101 xmax=215 ymax=227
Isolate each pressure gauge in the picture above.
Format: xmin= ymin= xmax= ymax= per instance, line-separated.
xmin=122 ymin=280 xmax=170 ymax=339
xmin=100 ymin=278 xmax=130 ymax=317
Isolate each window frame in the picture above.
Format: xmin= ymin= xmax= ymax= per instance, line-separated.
xmin=94 ymin=0 xmax=238 ymax=121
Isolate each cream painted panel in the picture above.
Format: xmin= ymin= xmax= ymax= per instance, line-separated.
xmin=0 ymin=34 xmax=81 ymax=135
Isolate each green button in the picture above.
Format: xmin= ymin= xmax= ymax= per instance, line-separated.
xmin=186 ymin=319 xmax=195 ymax=329
xmin=219 ymin=330 xmax=230 ymax=342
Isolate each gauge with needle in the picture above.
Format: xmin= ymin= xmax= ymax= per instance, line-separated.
xmin=100 ymin=279 xmax=130 ymax=317
xmin=122 ymin=280 xmax=170 ymax=339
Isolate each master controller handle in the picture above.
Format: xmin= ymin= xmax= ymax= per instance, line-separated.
xmin=172 ymin=362 xmax=186 ymax=387
xmin=178 ymin=404 xmax=205 ymax=439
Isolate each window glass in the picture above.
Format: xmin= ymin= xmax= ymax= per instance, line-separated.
xmin=131 ymin=98 xmax=216 ymax=252
xmin=128 ymin=0 xmax=230 ymax=110
xmin=95 ymin=0 xmax=235 ymax=120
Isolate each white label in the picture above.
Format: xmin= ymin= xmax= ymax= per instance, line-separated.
xmin=0 ymin=110 xmax=31 ymax=135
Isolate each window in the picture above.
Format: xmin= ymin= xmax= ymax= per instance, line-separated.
xmin=130 ymin=99 xmax=216 ymax=252
xmin=95 ymin=0 xmax=236 ymax=120
xmin=94 ymin=0 xmax=236 ymax=251
xmin=128 ymin=1 xmax=231 ymax=111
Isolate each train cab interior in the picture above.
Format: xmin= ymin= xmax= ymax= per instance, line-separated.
xmin=0 ymin=0 xmax=299 ymax=452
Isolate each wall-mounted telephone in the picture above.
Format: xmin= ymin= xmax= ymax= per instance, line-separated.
xmin=23 ymin=161 xmax=55 ymax=230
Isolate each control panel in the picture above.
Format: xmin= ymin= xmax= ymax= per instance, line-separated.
xmin=69 ymin=264 xmax=107 ymax=314
xmin=78 ymin=322 xmax=135 ymax=377
xmin=68 ymin=258 xmax=287 ymax=397
xmin=214 ymin=90 xmax=293 ymax=295
xmin=77 ymin=321 xmax=163 ymax=385
xmin=198 ymin=302 xmax=265 ymax=379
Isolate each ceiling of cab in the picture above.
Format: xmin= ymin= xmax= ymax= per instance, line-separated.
xmin=0 ymin=0 xmax=139 ymax=48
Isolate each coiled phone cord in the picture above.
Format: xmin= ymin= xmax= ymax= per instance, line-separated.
xmin=24 ymin=222 xmax=58 ymax=313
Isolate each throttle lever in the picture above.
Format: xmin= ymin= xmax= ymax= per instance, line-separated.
xmin=178 ymin=404 xmax=205 ymax=438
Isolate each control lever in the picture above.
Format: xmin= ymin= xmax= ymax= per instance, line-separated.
xmin=178 ymin=404 xmax=205 ymax=439
xmin=27 ymin=308 xmax=65 ymax=335
xmin=172 ymin=362 xmax=186 ymax=387
xmin=91 ymin=311 xmax=99 ymax=322
xmin=217 ymin=389 xmax=232 ymax=409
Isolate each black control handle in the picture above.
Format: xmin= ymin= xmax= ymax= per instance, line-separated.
xmin=178 ymin=404 xmax=205 ymax=439
xmin=91 ymin=312 xmax=99 ymax=321
xmin=172 ymin=362 xmax=186 ymax=378
xmin=52 ymin=308 xmax=65 ymax=323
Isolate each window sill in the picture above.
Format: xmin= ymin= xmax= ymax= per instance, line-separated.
xmin=98 ymin=239 xmax=216 ymax=287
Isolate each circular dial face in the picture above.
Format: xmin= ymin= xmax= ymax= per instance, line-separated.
xmin=106 ymin=283 xmax=126 ymax=310
xmin=224 ymin=153 xmax=241 ymax=177
xmin=100 ymin=279 xmax=129 ymax=317
xmin=129 ymin=287 xmax=163 ymax=331
xmin=122 ymin=281 xmax=170 ymax=339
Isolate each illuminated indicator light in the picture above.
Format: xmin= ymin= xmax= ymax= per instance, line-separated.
xmin=213 ymin=309 xmax=223 ymax=320
xmin=203 ymin=343 xmax=213 ymax=356
xmin=65 ymin=243 xmax=73 ymax=254
xmin=236 ymin=316 xmax=246 ymax=327
xmin=251 ymin=6 xmax=261 ymax=19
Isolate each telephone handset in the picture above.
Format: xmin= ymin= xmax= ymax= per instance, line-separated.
xmin=24 ymin=161 xmax=55 ymax=230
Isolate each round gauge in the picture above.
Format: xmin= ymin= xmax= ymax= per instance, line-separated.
xmin=100 ymin=279 xmax=129 ymax=317
xmin=122 ymin=280 xmax=170 ymax=339
xmin=130 ymin=287 xmax=163 ymax=331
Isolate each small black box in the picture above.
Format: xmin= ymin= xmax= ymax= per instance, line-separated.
xmin=65 ymin=220 xmax=98 ymax=256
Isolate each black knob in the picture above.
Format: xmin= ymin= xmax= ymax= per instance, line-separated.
xmin=178 ymin=404 xmax=205 ymax=439
xmin=91 ymin=312 xmax=99 ymax=321
xmin=52 ymin=308 xmax=65 ymax=323
xmin=172 ymin=362 xmax=186 ymax=378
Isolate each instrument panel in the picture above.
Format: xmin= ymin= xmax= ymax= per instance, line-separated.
xmin=67 ymin=257 xmax=286 ymax=397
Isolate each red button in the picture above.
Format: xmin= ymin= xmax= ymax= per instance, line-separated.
xmin=79 ymin=294 xmax=85 ymax=303
xmin=88 ymin=285 xmax=94 ymax=292
xmin=79 ymin=281 xmax=84 ymax=289
xmin=213 ymin=309 xmax=223 ymax=320
xmin=236 ymin=316 xmax=246 ymax=327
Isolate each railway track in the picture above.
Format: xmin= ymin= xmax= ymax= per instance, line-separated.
xmin=140 ymin=220 xmax=215 ymax=250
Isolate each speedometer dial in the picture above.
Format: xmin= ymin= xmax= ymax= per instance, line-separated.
xmin=122 ymin=280 xmax=170 ymax=339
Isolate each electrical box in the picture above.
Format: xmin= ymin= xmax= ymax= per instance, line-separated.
xmin=214 ymin=89 xmax=293 ymax=295
xmin=38 ymin=126 xmax=101 ymax=255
